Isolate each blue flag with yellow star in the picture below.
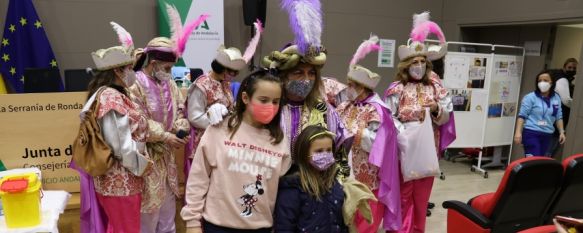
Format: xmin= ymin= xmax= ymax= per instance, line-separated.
xmin=0 ymin=0 xmax=63 ymax=93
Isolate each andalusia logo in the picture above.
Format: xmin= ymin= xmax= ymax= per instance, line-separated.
xmin=197 ymin=20 xmax=210 ymax=30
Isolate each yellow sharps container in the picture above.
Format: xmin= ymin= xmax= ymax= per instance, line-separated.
xmin=0 ymin=172 xmax=42 ymax=228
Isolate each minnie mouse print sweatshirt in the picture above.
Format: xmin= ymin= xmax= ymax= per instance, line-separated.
xmin=181 ymin=119 xmax=291 ymax=229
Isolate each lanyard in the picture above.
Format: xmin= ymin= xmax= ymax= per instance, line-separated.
xmin=539 ymin=96 xmax=549 ymax=117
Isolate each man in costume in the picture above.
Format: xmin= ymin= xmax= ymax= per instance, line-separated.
xmin=184 ymin=20 xmax=264 ymax=179
xmin=130 ymin=5 xmax=208 ymax=233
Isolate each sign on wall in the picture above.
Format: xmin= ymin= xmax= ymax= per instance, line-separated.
xmin=158 ymin=0 xmax=225 ymax=73
xmin=378 ymin=39 xmax=396 ymax=68
xmin=0 ymin=92 xmax=87 ymax=192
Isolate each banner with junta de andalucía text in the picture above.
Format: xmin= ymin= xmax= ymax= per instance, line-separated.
xmin=157 ymin=0 xmax=224 ymax=72
xmin=0 ymin=92 xmax=87 ymax=192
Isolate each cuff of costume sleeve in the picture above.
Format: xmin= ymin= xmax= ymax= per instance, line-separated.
xmin=186 ymin=220 xmax=202 ymax=228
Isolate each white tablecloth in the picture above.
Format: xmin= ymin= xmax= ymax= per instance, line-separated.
xmin=0 ymin=190 xmax=70 ymax=233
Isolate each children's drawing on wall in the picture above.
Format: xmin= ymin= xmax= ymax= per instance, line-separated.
xmin=503 ymin=102 xmax=517 ymax=117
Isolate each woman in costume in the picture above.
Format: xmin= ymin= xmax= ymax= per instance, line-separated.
xmin=262 ymin=0 xmax=352 ymax=176
xmin=77 ymin=22 xmax=150 ymax=233
xmin=384 ymin=12 xmax=454 ymax=233
xmin=336 ymin=35 xmax=401 ymax=232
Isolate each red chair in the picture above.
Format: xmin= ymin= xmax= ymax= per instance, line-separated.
xmin=442 ymin=157 xmax=563 ymax=233
xmin=545 ymin=154 xmax=583 ymax=221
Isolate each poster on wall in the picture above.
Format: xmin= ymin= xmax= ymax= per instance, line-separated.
xmin=377 ymin=39 xmax=396 ymax=68
xmin=444 ymin=56 xmax=469 ymax=89
xmin=508 ymin=60 xmax=522 ymax=77
xmin=495 ymin=61 xmax=509 ymax=76
xmin=488 ymin=103 xmax=503 ymax=118
xmin=451 ymin=89 xmax=472 ymax=111
xmin=0 ymin=92 xmax=87 ymax=192
xmin=467 ymin=57 xmax=487 ymax=88
xmin=490 ymin=80 xmax=511 ymax=103
xmin=158 ymin=0 xmax=224 ymax=72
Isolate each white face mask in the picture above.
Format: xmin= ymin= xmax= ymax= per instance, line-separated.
xmin=408 ymin=64 xmax=426 ymax=80
xmin=122 ymin=69 xmax=136 ymax=87
xmin=538 ymin=81 xmax=551 ymax=93
xmin=346 ymin=87 xmax=361 ymax=101
xmin=224 ymin=73 xmax=236 ymax=82
xmin=153 ymin=65 xmax=172 ymax=81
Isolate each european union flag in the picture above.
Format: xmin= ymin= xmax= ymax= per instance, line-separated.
xmin=0 ymin=0 xmax=63 ymax=93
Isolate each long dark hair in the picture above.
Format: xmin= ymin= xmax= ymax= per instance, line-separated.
xmin=86 ymin=68 xmax=126 ymax=100
xmin=534 ymin=70 xmax=556 ymax=95
xmin=228 ymin=69 xmax=284 ymax=144
xmin=293 ymin=125 xmax=338 ymax=200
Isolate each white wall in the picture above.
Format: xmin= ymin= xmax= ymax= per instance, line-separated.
xmin=550 ymin=25 xmax=583 ymax=69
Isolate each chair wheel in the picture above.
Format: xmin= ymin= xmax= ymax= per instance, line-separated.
xmin=426 ymin=209 xmax=432 ymax=217
xmin=484 ymin=172 xmax=489 ymax=179
xmin=470 ymin=167 xmax=476 ymax=172
xmin=428 ymin=202 xmax=435 ymax=209
xmin=440 ymin=174 xmax=446 ymax=180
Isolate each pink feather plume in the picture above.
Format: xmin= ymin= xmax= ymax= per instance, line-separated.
xmin=350 ymin=35 xmax=380 ymax=66
xmin=165 ymin=4 xmax=183 ymax=49
xmin=176 ymin=14 xmax=210 ymax=57
xmin=410 ymin=11 xmax=446 ymax=43
xmin=110 ymin=22 xmax=133 ymax=50
xmin=243 ymin=19 xmax=264 ymax=63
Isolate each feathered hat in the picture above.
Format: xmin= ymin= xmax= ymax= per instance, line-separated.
xmin=133 ymin=4 xmax=209 ymax=70
xmin=91 ymin=22 xmax=135 ymax=70
xmin=262 ymin=0 xmax=326 ymax=71
xmin=397 ymin=11 xmax=447 ymax=61
xmin=347 ymin=35 xmax=381 ymax=89
xmin=215 ymin=20 xmax=264 ymax=71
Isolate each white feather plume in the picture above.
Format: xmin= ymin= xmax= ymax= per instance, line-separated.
xmin=413 ymin=11 xmax=430 ymax=28
xmin=110 ymin=21 xmax=133 ymax=51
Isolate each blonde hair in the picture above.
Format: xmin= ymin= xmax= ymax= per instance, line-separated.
xmin=395 ymin=55 xmax=434 ymax=85
xmin=293 ymin=125 xmax=338 ymax=201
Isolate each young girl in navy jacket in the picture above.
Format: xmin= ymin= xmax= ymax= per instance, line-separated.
xmin=274 ymin=125 xmax=348 ymax=233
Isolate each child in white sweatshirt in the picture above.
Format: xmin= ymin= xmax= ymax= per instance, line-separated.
xmin=181 ymin=70 xmax=291 ymax=233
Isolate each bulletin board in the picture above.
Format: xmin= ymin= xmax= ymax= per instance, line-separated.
xmin=442 ymin=45 xmax=524 ymax=149
xmin=444 ymin=52 xmax=493 ymax=148
xmin=483 ymin=55 xmax=524 ymax=146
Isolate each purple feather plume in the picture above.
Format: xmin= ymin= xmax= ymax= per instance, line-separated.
xmin=281 ymin=0 xmax=322 ymax=55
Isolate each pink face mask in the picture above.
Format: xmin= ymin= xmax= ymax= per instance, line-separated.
xmin=250 ymin=101 xmax=279 ymax=124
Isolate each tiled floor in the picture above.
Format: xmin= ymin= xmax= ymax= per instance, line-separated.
xmin=425 ymin=159 xmax=505 ymax=233
xmin=56 ymin=159 xmax=505 ymax=233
